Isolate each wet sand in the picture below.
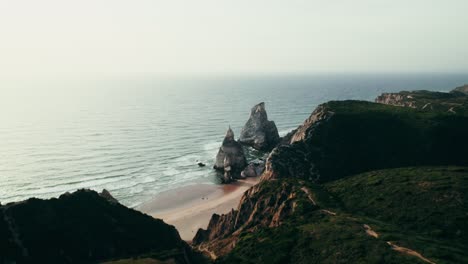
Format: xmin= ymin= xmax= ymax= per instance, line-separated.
xmin=137 ymin=177 xmax=259 ymax=241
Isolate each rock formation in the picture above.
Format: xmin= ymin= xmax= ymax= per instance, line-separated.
xmin=375 ymin=89 xmax=468 ymax=113
xmin=452 ymin=84 xmax=468 ymax=95
xmin=289 ymin=104 xmax=334 ymax=144
xmin=193 ymin=180 xmax=317 ymax=258
xmin=375 ymin=92 xmax=418 ymax=108
xmin=239 ymin=102 xmax=280 ymax=150
xmin=240 ymin=159 xmax=265 ymax=178
xmin=214 ymin=127 xmax=247 ymax=182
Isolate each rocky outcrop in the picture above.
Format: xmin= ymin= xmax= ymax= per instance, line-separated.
xmin=240 ymin=159 xmax=265 ymax=178
xmin=0 ymin=189 xmax=200 ymax=264
xmin=375 ymin=93 xmax=417 ymax=108
xmin=214 ymin=127 xmax=247 ymax=182
xmin=193 ymin=180 xmax=316 ymax=258
xmin=452 ymin=84 xmax=468 ymax=95
xmin=239 ymin=102 xmax=280 ymax=150
xmin=289 ymin=104 xmax=334 ymax=144
xmin=375 ymin=89 xmax=468 ymax=113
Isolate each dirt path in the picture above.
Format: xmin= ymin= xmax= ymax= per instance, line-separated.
xmin=363 ymin=224 xmax=379 ymax=238
xmin=300 ymin=187 xmax=317 ymax=206
xmin=387 ymin=242 xmax=436 ymax=264
xmin=363 ymin=224 xmax=436 ymax=264
xmin=320 ymin=209 xmax=337 ymax=216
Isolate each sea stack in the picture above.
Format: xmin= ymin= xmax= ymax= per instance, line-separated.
xmin=239 ymin=102 xmax=280 ymax=150
xmin=214 ymin=127 xmax=247 ymax=182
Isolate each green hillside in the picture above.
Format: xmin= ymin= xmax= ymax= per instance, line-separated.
xmin=217 ymin=167 xmax=468 ymax=264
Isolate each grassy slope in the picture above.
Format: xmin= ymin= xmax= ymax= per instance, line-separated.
xmin=325 ymin=166 xmax=468 ymax=263
xmin=217 ymin=167 xmax=468 ymax=264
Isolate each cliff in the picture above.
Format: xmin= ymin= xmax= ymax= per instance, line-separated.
xmin=375 ymin=89 xmax=468 ymax=114
xmin=452 ymin=84 xmax=468 ymax=95
xmin=3 ymin=85 xmax=468 ymax=264
xmin=263 ymin=100 xmax=468 ymax=183
xmin=194 ymin=92 xmax=468 ymax=263
xmin=0 ymin=189 xmax=206 ymax=264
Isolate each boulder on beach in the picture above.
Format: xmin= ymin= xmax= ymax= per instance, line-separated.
xmin=241 ymin=160 xmax=266 ymax=178
xmin=239 ymin=102 xmax=280 ymax=150
xmin=214 ymin=127 xmax=247 ymax=182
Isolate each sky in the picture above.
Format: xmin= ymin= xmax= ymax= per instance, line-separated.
xmin=1 ymin=0 xmax=468 ymax=78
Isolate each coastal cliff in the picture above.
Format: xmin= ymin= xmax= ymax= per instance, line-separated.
xmin=193 ymin=87 xmax=468 ymax=263
xmin=375 ymin=88 xmax=468 ymax=114
xmin=2 ymin=86 xmax=468 ymax=264
xmin=452 ymin=84 xmax=468 ymax=95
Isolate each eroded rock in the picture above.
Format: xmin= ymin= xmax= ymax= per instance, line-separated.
xmin=214 ymin=127 xmax=247 ymax=182
xmin=240 ymin=160 xmax=265 ymax=178
xmin=239 ymin=102 xmax=280 ymax=150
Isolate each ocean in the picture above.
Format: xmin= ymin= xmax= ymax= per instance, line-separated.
xmin=1 ymin=73 xmax=467 ymax=207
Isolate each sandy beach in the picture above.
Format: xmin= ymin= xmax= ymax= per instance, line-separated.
xmin=137 ymin=177 xmax=259 ymax=241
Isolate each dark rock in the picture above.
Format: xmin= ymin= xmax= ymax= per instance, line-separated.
xmin=239 ymin=102 xmax=280 ymax=150
xmin=197 ymin=162 xmax=206 ymax=167
xmin=99 ymin=189 xmax=118 ymax=203
xmin=214 ymin=127 xmax=247 ymax=182
xmin=241 ymin=160 xmax=265 ymax=178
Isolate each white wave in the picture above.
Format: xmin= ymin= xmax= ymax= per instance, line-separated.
xmin=278 ymin=127 xmax=296 ymax=137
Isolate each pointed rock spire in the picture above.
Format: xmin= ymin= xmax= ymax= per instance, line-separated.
xmin=214 ymin=127 xmax=247 ymax=183
xmin=224 ymin=126 xmax=235 ymax=143
xmin=239 ymin=102 xmax=280 ymax=150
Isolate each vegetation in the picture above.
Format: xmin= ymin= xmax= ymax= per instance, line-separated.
xmin=270 ymin=100 xmax=468 ymax=182
xmin=325 ymin=166 xmax=468 ymax=263
xmin=216 ymin=167 xmax=468 ymax=264
xmin=0 ymin=190 xmax=205 ymax=264
xmin=378 ymin=89 xmax=468 ymax=114
xmin=3 ymin=90 xmax=468 ymax=263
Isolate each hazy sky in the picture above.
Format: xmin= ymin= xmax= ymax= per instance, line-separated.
xmin=1 ymin=0 xmax=468 ymax=78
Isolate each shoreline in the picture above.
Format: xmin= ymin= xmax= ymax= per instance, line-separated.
xmin=137 ymin=177 xmax=260 ymax=241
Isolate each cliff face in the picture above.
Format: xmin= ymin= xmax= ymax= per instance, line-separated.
xmin=452 ymin=84 xmax=468 ymax=95
xmin=289 ymin=104 xmax=334 ymax=144
xmin=193 ymin=180 xmax=318 ymax=257
xmin=375 ymin=93 xmax=417 ymax=108
xmin=194 ymin=96 xmax=468 ymax=263
xmin=0 ymin=190 xmax=202 ymax=264
xmin=375 ymin=89 xmax=468 ymax=114
xmin=239 ymin=102 xmax=280 ymax=150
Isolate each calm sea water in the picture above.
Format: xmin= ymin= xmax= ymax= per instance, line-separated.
xmin=1 ymin=73 xmax=467 ymax=207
